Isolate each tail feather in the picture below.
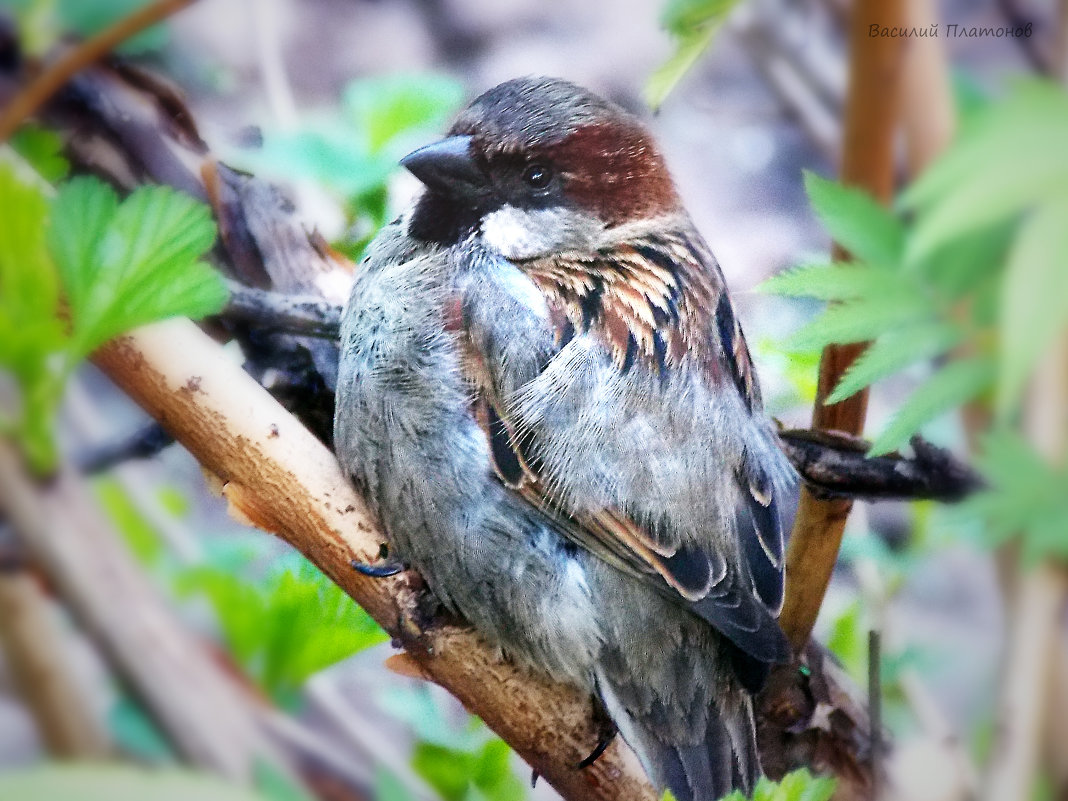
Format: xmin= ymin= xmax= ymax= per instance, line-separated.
xmin=596 ymin=669 xmax=760 ymax=801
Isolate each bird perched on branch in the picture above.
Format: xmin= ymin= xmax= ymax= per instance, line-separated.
xmin=334 ymin=76 xmax=793 ymax=801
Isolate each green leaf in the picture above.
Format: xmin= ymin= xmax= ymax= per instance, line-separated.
xmin=471 ymin=739 xmax=525 ymax=801
xmin=108 ymin=695 xmax=173 ymax=762
xmin=868 ymin=357 xmax=996 ymax=456
xmin=758 ymin=262 xmax=902 ymax=301
xmin=803 ymin=171 xmax=904 ymax=267
xmin=718 ymin=768 xmax=836 ymax=801
xmin=0 ymin=163 xmax=66 ymax=472
xmin=343 ymin=73 xmax=465 ymax=154
xmin=0 ymin=765 xmax=275 ymax=801
xmin=10 ymin=124 xmax=70 ymax=182
xmin=960 ymin=430 xmax=1068 ymax=565
xmin=94 ymin=477 xmax=165 ymax=567
xmin=903 ymin=80 xmax=1068 ymax=263
xmin=49 ymin=177 xmax=119 ymax=327
xmin=254 ymin=761 xmax=317 ymax=801
xmin=412 ymin=742 xmax=473 ymax=801
xmin=48 ymin=182 xmax=226 ymax=358
xmin=825 ymin=322 xmax=964 ymax=404
xmin=645 ymin=0 xmax=739 ymax=109
xmin=644 ymin=22 xmax=719 ymax=110
xmin=179 ymin=549 xmax=387 ymax=704
xmin=997 ymin=199 xmax=1068 ymax=420
xmin=788 ymin=295 xmax=927 ymax=351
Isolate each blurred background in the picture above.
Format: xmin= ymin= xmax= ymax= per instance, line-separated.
xmin=0 ymin=0 xmax=1066 ymax=800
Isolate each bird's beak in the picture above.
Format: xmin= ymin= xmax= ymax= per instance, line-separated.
xmin=400 ymin=135 xmax=486 ymax=198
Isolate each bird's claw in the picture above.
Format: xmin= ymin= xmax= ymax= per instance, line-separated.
xmin=576 ymin=727 xmax=617 ymax=769
xmin=350 ymin=558 xmax=405 ymax=578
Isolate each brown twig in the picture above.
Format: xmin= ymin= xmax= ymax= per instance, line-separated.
xmin=0 ymin=567 xmax=111 ymax=758
xmin=0 ymin=0 xmax=197 ymax=142
xmin=777 ymin=0 xmax=907 ymax=652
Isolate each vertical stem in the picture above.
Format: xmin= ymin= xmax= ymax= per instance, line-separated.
xmin=778 ymin=0 xmax=907 ymax=650
xmin=0 ymin=566 xmax=111 ymax=758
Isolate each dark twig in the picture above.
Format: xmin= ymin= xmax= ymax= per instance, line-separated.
xmin=76 ymin=421 xmax=174 ymax=474
xmin=0 ymin=0 xmax=197 ymax=141
xmin=777 ymin=428 xmax=982 ymax=503
xmin=223 ymin=282 xmax=344 ymax=340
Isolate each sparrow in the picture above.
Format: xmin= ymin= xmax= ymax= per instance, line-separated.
xmin=334 ymin=76 xmax=794 ymax=801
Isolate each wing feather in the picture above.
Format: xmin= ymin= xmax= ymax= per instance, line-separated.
xmin=458 ymin=231 xmax=789 ymax=666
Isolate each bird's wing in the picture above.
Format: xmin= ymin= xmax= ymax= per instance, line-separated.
xmin=456 ymin=230 xmax=790 ymax=665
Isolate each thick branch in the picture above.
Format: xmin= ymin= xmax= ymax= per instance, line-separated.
xmin=90 ymin=318 xmax=657 ymax=801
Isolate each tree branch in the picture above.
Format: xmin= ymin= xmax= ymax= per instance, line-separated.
xmin=89 ymin=317 xmax=658 ymax=801
xmin=0 ymin=0 xmax=197 ymax=141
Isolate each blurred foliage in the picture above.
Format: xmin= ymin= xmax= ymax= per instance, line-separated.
xmin=0 ymin=765 xmax=278 ymax=801
xmin=645 ymin=0 xmax=741 ymax=109
xmin=0 ymin=165 xmax=226 ymax=473
xmin=720 ymin=769 xmax=835 ymax=801
xmin=10 ymin=124 xmax=70 ymax=182
xmin=376 ymin=685 xmax=527 ymax=801
xmin=234 ymin=73 xmax=464 ymax=261
xmin=0 ymin=0 xmax=171 ymax=55
xmin=659 ymin=768 xmax=835 ymax=801
xmin=172 ymin=544 xmax=389 ymax=707
xmin=764 ymin=80 xmax=1068 ymax=460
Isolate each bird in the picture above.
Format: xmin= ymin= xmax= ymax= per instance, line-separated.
xmin=334 ymin=76 xmax=794 ymax=801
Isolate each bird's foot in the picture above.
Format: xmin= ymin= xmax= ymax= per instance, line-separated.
xmin=351 ymin=544 xmax=405 ymax=577
xmin=350 ymin=559 xmax=405 ymax=577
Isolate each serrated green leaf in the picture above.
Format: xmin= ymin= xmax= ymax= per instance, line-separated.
xmin=803 ymin=171 xmax=904 ymax=267
xmin=997 ymin=199 xmax=1068 ymax=420
xmin=49 ymin=177 xmax=120 ymax=329
xmin=868 ymin=357 xmax=996 ymax=455
xmin=826 ymin=322 xmax=964 ymax=404
xmin=788 ymin=295 xmax=927 ymax=351
xmin=0 ymin=765 xmax=274 ymax=801
xmin=48 ymin=182 xmax=226 ymax=358
xmin=644 ymin=23 xmax=720 ymax=110
xmin=903 ymin=80 xmax=1068 ymax=263
xmin=758 ymin=262 xmax=902 ymax=301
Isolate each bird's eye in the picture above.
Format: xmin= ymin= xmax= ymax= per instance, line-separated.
xmin=522 ymin=163 xmax=553 ymax=190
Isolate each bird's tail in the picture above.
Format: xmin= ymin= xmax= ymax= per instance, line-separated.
xmin=596 ymin=669 xmax=760 ymax=801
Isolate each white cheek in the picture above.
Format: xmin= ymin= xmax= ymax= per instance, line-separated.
xmin=480 ymin=204 xmax=602 ymax=260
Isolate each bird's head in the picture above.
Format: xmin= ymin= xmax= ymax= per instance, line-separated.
xmin=402 ymin=76 xmax=682 ymax=258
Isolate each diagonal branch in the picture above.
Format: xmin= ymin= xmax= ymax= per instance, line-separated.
xmin=90 ymin=318 xmax=658 ymax=801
